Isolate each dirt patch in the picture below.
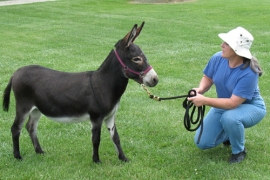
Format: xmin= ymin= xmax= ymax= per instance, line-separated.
xmin=0 ymin=0 xmax=55 ymax=6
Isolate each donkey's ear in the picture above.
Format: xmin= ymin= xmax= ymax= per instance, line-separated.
xmin=131 ymin=21 xmax=145 ymax=43
xmin=123 ymin=24 xmax=138 ymax=48
xmin=123 ymin=22 xmax=145 ymax=48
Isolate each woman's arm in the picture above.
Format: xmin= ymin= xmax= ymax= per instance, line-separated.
xmin=188 ymin=94 xmax=246 ymax=109
xmin=189 ymin=75 xmax=246 ymax=109
xmin=194 ymin=75 xmax=213 ymax=94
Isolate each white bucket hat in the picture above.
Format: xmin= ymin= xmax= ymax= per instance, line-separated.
xmin=218 ymin=27 xmax=254 ymax=59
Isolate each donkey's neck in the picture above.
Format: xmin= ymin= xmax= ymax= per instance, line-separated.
xmin=92 ymin=50 xmax=129 ymax=105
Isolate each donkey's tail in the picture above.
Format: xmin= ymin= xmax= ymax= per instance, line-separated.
xmin=3 ymin=77 xmax=13 ymax=112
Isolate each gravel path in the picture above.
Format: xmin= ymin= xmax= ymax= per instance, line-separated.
xmin=0 ymin=0 xmax=54 ymax=6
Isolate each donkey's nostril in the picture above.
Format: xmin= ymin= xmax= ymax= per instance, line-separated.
xmin=153 ymin=76 xmax=159 ymax=85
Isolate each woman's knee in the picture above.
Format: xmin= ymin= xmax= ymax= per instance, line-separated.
xmin=220 ymin=113 xmax=236 ymax=128
xmin=194 ymin=137 xmax=213 ymax=150
xmin=195 ymin=142 xmax=208 ymax=150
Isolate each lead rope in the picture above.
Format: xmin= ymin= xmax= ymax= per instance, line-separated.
xmin=141 ymin=84 xmax=205 ymax=144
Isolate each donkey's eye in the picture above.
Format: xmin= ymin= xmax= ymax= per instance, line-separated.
xmin=132 ymin=57 xmax=142 ymax=62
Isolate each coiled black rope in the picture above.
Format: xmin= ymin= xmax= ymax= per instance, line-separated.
xmin=141 ymin=85 xmax=205 ymax=144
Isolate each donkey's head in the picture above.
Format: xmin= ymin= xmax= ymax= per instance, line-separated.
xmin=114 ymin=22 xmax=158 ymax=87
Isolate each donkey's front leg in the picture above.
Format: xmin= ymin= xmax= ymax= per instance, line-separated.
xmin=105 ymin=115 xmax=128 ymax=162
xmin=110 ymin=125 xmax=128 ymax=162
xmin=91 ymin=121 xmax=102 ymax=163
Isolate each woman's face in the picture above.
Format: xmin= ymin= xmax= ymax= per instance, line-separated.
xmin=220 ymin=42 xmax=237 ymax=59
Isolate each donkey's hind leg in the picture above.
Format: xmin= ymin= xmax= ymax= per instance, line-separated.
xmin=11 ymin=107 xmax=32 ymax=159
xmin=104 ymin=104 xmax=128 ymax=162
xmin=26 ymin=108 xmax=44 ymax=154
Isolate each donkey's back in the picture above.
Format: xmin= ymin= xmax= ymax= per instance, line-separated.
xmin=7 ymin=65 xmax=94 ymax=118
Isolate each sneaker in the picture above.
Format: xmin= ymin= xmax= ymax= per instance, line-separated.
xmin=229 ymin=148 xmax=246 ymax=164
xmin=223 ymin=140 xmax=231 ymax=146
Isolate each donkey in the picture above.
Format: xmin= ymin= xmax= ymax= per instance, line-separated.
xmin=2 ymin=22 xmax=158 ymax=163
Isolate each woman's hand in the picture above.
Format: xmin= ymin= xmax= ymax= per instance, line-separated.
xmin=192 ymin=88 xmax=204 ymax=95
xmin=188 ymin=93 xmax=206 ymax=107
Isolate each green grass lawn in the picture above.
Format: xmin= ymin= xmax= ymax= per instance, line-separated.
xmin=1 ymin=0 xmax=269 ymax=179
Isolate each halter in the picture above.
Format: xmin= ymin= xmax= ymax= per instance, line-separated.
xmin=114 ymin=49 xmax=152 ymax=82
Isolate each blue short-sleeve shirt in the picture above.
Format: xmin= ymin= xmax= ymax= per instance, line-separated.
xmin=203 ymin=51 xmax=260 ymax=100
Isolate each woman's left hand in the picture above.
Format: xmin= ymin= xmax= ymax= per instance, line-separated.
xmin=187 ymin=93 xmax=206 ymax=107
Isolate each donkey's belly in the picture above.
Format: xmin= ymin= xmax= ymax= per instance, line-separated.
xmin=29 ymin=106 xmax=90 ymax=123
xmin=47 ymin=114 xmax=90 ymax=123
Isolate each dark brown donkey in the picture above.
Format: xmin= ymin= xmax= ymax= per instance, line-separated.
xmin=2 ymin=22 xmax=158 ymax=163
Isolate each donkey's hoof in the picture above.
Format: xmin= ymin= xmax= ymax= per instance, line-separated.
xmin=119 ymin=157 xmax=129 ymax=162
xmin=14 ymin=155 xmax=23 ymax=160
xmin=119 ymin=155 xmax=129 ymax=162
xmin=123 ymin=158 xmax=129 ymax=162
xmin=94 ymin=160 xmax=102 ymax=164
xmin=36 ymin=150 xmax=45 ymax=154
